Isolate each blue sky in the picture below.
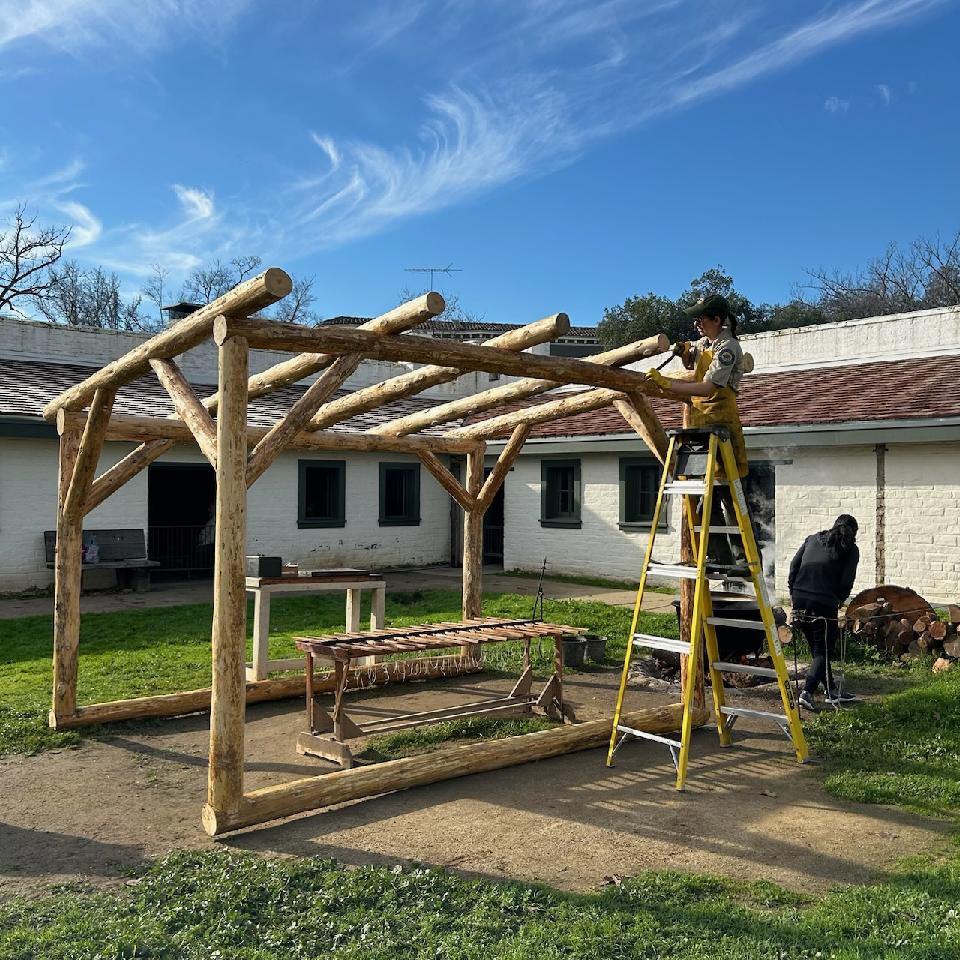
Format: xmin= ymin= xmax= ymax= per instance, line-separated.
xmin=2 ymin=0 xmax=958 ymax=327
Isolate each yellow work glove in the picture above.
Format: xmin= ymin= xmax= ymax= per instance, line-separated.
xmin=646 ymin=368 xmax=671 ymax=390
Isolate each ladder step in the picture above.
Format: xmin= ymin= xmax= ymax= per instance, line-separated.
xmin=694 ymin=526 xmax=741 ymax=534
xmin=720 ymin=706 xmax=790 ymax=722
xmin=617 ymin=725 xmax=681 ymax=750
xmin=705 ymin=617 xmax=768 ymax=631
xmin=633 ymin=634 xmax=689 ymax=655
xmin=711 ymin=661 xmax=779 ymax=678
xmin=663 ymin=479 xmax=728 ymax=494
xmin=647 ymin=563 xmax=699 ymax=580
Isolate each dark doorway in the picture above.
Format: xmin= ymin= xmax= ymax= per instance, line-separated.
xmin=148 ymin=463 xmax=217 ymax=578
xmin=745 ymin=461 xmax=776 ymax=582
xmin=482 ymin=468 xmax=504 ymax=566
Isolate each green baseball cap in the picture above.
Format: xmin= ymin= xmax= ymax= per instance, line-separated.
xmin=682 ymin=293 xmax=731 ymax=319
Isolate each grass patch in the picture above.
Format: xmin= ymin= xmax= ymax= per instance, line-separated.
xmin=0 ymin=589 xmax=669 ymax=756
xmin=806 ymin=661 xmax=960 ymax=819
xmin=359 ymin=716 xmax=558 ymax=762
xmin=3 ymin=848 xmax=960 ymax=959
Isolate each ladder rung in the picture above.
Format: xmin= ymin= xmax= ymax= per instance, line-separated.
xmin=617 ymin=725 xmax=681 ymax=750
xmin=711 ymin=661 xmax=779 ymax=678
xmin=633 ymin=634 xmax=689 ymax=655
xmin=709 ymin=595 xmax=759 ymax=607
xmin=705 ymin=617 xmax=768 ymax=631
xmin=720 ymin=706 xmax=789 ymax=721
xmin=647 ymin=563 xmax=699 ymax=580
xmin=694 ymin=526 xmax=741 ymax=534
xmin=664 ymin=479 xmax=728 ymax=494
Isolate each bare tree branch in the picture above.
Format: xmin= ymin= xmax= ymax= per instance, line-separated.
xmin=0 ymin=203 xmax=71 ymax=313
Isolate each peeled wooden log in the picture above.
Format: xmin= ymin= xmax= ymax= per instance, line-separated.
xmin=202 ymin=702 xmax=707 ymax=836
xmin=49 ymin=655 xmax=483 ymax=729
xmin=214 ymin=316 xmax=661 ymax=396
xmin=43 ymin=268 xmax=292 ymax=419
xmin=375 ymin=334 xmax=669 ymax=437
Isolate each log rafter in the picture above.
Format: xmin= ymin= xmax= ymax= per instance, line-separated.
xmin=150 ymin=359 xmax=218 ymax=468
xmin=307 ymin=313 xmax=570 ymax=432
xmin=375 ymin=334 xmax=669 ymax=437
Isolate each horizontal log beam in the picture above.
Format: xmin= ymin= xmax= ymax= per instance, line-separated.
xmin=308 ymin=313 xmax=570 ymax=432
xmin=43 ymin=268 xmax=292 ymax=420
xmin=376 ymin=334 xmax=669 ymax=437
xmin=214 ymin=317 xmax=662 ymax=397
xmin=209 ymin=291 xmax=446 ymax=414
xmin=49 ymin=655 xmax=483 ymax=729
xmin=447 ymin=387 xmax=624 ymax=442
xmin=60 ymin=410 xmax=479 ymax=455
xmin=202 ymin=702 xmax=708 ymax=835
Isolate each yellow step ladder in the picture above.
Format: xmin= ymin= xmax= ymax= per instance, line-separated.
xmin=606 ymin=426 xmax=808 ymax=789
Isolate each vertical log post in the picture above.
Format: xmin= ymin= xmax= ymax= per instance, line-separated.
xmin=462 ymin=443 xmax=486 ymax=630
xmin=49 ymin=422 xmax=83 ymax=726
xmin=204 ymin=334 xmax=250 ymax=824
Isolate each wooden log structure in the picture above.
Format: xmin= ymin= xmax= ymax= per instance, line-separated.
xmin=306 ymin=313 xmax=570 ymax=432
xmin=83 ymin=292 xmax=447 ymax=513
xmin=60 ymin=410 xmax=480 ymax=456
xmin=375 ymin=334 xmax=669 ymax=437
xmin=213 ymin=316 xmax=667 ymax=397
xmin=42 ymin=268 xmax=292 ymax=420
xmin=50 ymin=655 xmax=483 ymax=729
xmin=202 ymin=701 xmax=708 ymax=836
xmin=38 ymin=265 xmax=692 ymax=834
xmin=207 ymin=334 xmax=250 ymax=818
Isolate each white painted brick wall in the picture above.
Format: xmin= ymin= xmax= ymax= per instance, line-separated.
xmin=502 ymin=452 xmax=680 ymax=582
xmin=884 ymin=442 xmax=960 ymax=603
xmin=774 ymin=446 xmax=878 ymax=601
xmin=0 ymin=439 xmax=450 ymax=591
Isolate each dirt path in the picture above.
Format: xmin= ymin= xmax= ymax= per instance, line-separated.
xmin=0 ymin=669 xmax=946 ymax=898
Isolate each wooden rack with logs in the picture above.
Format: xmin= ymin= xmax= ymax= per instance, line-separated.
xmin=40 ymin=265 xmax=703 ymax=836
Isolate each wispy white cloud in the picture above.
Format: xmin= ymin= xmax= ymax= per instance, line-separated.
xmin=282 ymin=0 xmax=948 ymax=252
xmin=1 ymin=0 xmax=952 ymax=289
xmin=0 ymin=0 xmax=252 ymax=55
xmin=876 ymin=82 xmax=892 ymax=104
xmin=173 ymin=184 xmax=215 ymax=221
xmin=54 ymin=199 xmax=101 ymax=246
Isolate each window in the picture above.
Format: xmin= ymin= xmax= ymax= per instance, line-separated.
xmin=540 ymin=459 xmax=581 ymax=528
xmin=298 ymin=460 xmax=345 ymax=528
xmin=379 ymin=462 xmax=420 ymax=526
xmin=619 ymin=457 xmax=665 ymax=529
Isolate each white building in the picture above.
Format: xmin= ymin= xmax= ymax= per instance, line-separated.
xmin=495 ymin=305 xmax=960 ymax=603
xmin=2 ymin=306 xmax=960 ymax=603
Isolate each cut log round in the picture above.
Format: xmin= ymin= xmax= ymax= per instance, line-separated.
xmin=943 ymin=639 xmax=960 ymax=659
xmin=933 ymin=657 xmax=954 ymax=674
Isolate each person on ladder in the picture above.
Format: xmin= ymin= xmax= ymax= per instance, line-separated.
xmin=645 ymin=293 xmax=750 ymax=569
xmin=788 ymin=515 xmax=860 ymax=710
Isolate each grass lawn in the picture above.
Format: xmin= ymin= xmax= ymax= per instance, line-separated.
xmin=3 ymin=593 xmax=960 ymax=958
xmin=0 ymin=588 xmax=665 ymax=756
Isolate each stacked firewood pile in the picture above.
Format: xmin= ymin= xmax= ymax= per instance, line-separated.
xmin=845 ymin=585 xmax=959 ymax=673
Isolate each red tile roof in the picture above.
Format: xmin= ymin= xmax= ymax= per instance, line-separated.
xmin=465 ymin=354 xmax=960 ymax=439
xmin=1 ymin=354 xmax=954 ymax=441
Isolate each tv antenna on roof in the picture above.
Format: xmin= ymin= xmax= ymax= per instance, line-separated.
xmin=404 ymin=263 xmax=462 ymax=289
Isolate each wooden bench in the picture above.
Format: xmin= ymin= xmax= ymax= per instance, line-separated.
xmin=44 ymin=529 xmax=160 ymax=592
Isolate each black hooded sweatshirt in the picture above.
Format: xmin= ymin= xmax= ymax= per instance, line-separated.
xmin=788 ymin=533 xmax=859 ymax=609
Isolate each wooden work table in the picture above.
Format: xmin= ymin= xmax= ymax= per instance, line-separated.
xmin=245 ymin=569 xmax=386 ymax=681
xmin=294 ymin=617 xmax=582 ymax=768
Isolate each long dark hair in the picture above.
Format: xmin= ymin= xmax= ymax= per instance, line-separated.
xmin=817 ymin=514 xmax=858 ymax=557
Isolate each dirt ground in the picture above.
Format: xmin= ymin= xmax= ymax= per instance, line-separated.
xmin=0 ymin=667 xmax=948 ymax=898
